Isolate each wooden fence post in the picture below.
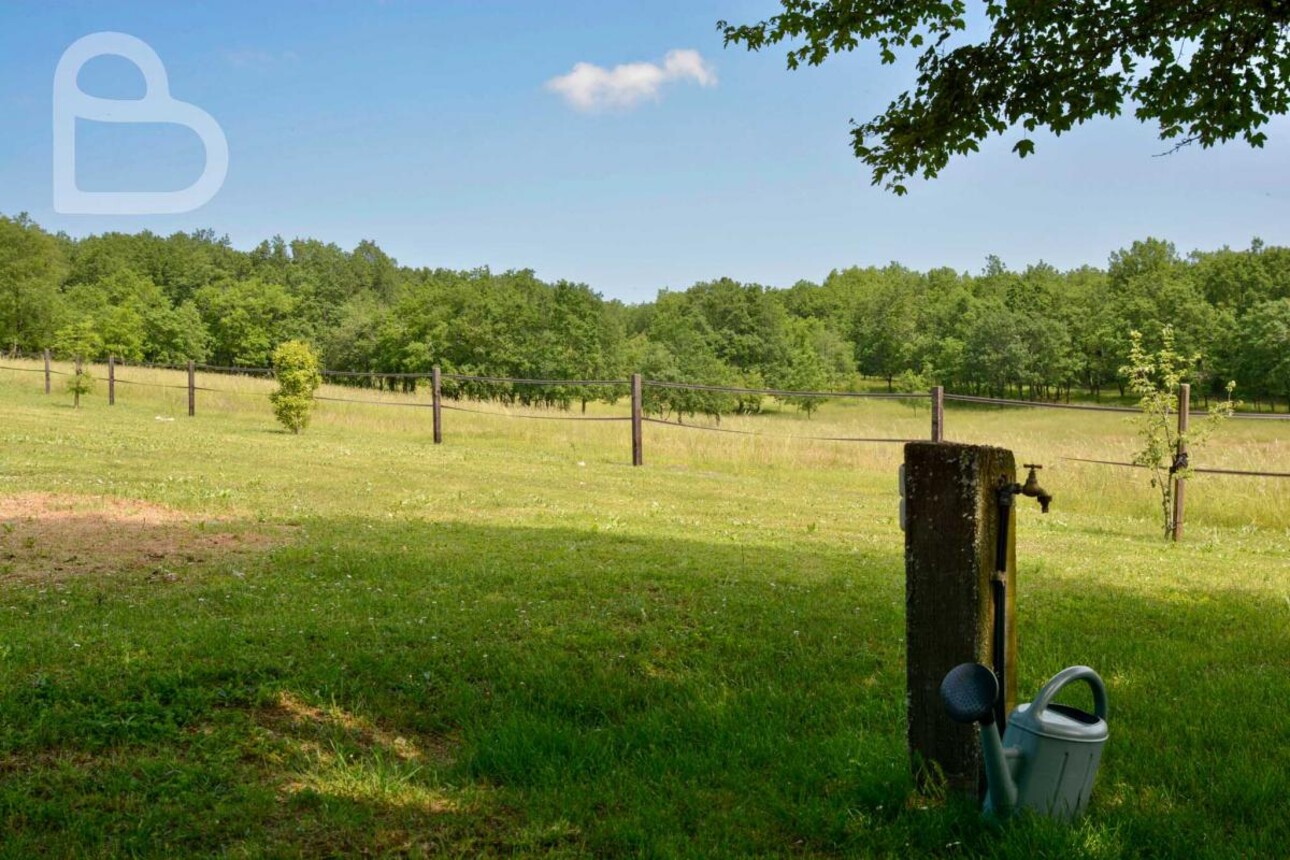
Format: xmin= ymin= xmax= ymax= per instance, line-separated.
xmin=931 ymin=386 xmax=944 ymax=442
xmin=43 ymin=349 xmax=51 ymax=394
xmin=1172 ymin=383 xmax=1190 ymax=542
xmin=631 ymin=373 xmax=643 ymax=466
xmin=432 ymin=365 xmax=442 ymax=444
xmin=73 ymin=357 xmax=81 ymax=407
xmin=108 ymin=355 xmax=116 ymax=405
xmin=187 ymin=360 xmax=196 ymax=417
xmin=903 ymin=441 xmax=1017 ymax=796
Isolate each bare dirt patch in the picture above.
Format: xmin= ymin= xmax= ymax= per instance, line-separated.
xmin=0 ymin=492 xmax=282 ymax=583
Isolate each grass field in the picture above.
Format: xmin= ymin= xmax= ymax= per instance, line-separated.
xmin=1 ymin=360 xmax=1288 ymax=858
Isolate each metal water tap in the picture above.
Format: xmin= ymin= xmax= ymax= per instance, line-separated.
xmin=1020 ymin=464 xmax=1053 ymax=513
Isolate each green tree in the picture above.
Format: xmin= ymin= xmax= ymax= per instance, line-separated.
xmin=143 ymin=301 xmax=210 ymax=364
xmin=626 ymin=298 xmax=737 ymax=424
xmin=842 ymin=265 xmax=919 ymax=390
xmin=962 ymin=300 xmax=1026 ymax=398
xmin=270 ymin=340 xmax=322 ymax=434
xmin=685 ymin=278 xmax=791 ymax=377
xmin=1240 ymin=300 xmax=1290 ymax=411
xmin=720 ymin=2 xmax=1290 ymax=193
xmin=196 ymin=277 xmax=299 ymax=366
xmin=0 ymin=214 xmax=66 ymax=352
xmin=781 ymin=319 xmax=831 ymax=418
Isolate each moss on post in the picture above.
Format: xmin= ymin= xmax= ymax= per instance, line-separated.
xmin=903 ymin=441 xmax=1017 ymax=797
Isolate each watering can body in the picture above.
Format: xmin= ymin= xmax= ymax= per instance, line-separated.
xmin=984 ymin=666 xmax=1109 ymax=821
xmin=941 ymin=663 xmax=1109 ymax=821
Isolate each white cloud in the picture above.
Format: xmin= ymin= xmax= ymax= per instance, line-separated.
xmin=545 ymin=49 xmax=716 ymax=111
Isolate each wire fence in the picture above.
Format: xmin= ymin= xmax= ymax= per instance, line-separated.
xmin=945 ymin=393 xmax=1138 ymax=414
xmin=643 ymin=416 xmax=913 ymax=443
xmin=316 ymin=394 xmax=429 ymax=407
xmin=1061 ymin=456 xmax=1290 ymax=480
xmin=643 ymin=380 xmax=929 ymax=400
xmin=440 ymin=403 xmax=629 ymax=421
xmin=3 ymin=354 xmax=1288 ymax=487
xmin=444 ymin=373 xmax=627 ymax=387
xmin=943 ymin=391 xmax=1290 ymax=420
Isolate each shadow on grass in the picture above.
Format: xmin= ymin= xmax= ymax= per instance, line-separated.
xmin=0 ymin=517 xmax=1286 ymax=857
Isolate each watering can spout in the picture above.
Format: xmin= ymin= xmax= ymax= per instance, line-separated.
xmin=939 ymin=663 xmax=1019 ymax=815
xmin=980 ymin=725 xmax=1019 ymax=817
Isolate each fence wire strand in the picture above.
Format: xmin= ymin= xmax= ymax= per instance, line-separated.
xmin=644 ymin=417 xmax=912 ymax=443
xmin=196 ymin=366 xmax=275 ymax=378
xmin=1062 ymin=456 xmax=1290 ymax=479
xmin=99 ymin=377 xmax=193 ymax=391
xmin=200 ymin=387 xmax=269 ymax=397
xmin=945 ymin=393 xmax=1136 ymax=413
xmin=440 ymin=403 xmax=630 ymax=421
xmin=110 ymin=360 xmax=193 ymax=372
xmin=316 ymin=395 xmax=431 ymax=408
xmin=445 ymin=373 xmax=626 ymax=387
xmin=321 ymin=369 xmax=428 ymax=380
xmin=645 ymin=379 xmax=928 ymax=400
xmin=946 ymin=392 xmax=1290 ymax=421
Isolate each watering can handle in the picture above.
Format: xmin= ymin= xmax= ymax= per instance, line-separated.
xmin=1029 ymin=666 xmax=1108 ymax=721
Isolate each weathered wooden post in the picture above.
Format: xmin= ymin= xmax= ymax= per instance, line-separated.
xmin=432 ymin=365 xmax=443 ymax=445
xmin=43 ymin=349 xmax=51 ymax=394
xmin=1172 ymin=383 xmax=1190 ymax=542
xmin=73 ymin=357 xmax=82 ymax=408
xmin=630 ymin=373 xmax=643 ymax=467
xmin=931 ymin=386 xmax=945 ymax=442
xmin=903 ymin=441 xmax=1017 ymax=796
xmin=108 ymin=355 xmax=116 ymax=405
xmin=187 ymin=360 xmax=196 ymax=417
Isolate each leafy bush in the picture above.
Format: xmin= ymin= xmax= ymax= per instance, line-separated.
xmin=270 ymin=340 xmax=322 ymax=434
xmin=1121 ymin=326 xmax=1236 ymax=538
xmin=54 ymin=319 xmax=102 ymax=408
xmin=64 ymin=363 xmax=94 ymax=408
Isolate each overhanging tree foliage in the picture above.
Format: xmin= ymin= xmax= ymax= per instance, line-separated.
xmin=719 ymin=1 xmax=1290 ymax=193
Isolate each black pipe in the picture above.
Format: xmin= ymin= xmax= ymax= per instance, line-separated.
xmin=993 ymin=481 xmax=1013 ymax=731
xmin=991 ymin=470 xmax=1051 ymax=732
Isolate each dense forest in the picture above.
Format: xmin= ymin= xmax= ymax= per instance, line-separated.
xmin=2 ymin=212 xmax=1289 ymax=417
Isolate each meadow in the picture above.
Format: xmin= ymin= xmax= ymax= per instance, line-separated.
xmin=0 ymin=360 xmax=1287 ymax=858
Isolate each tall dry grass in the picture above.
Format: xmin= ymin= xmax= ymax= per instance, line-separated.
xmin=5 ymin=357 xmax=1287 ymax=533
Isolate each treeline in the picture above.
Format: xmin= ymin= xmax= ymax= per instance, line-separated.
xmin=2 ymin=212 xmax=1289 ymax=417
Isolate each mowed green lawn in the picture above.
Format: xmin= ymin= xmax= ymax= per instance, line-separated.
xmin=1 ymin=362 xmax=1287 ymax=858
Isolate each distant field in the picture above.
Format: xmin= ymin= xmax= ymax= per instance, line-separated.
xmin=1 ymin=360 xmax=1287 ymax=858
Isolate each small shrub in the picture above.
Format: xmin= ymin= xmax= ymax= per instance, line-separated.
xmin=1121 ymin=326 xmax=1236 ymax=538
xmin=54 ymin=319 xmax=103 ymax=409
xmin=270 ymin=341 xmax=322 ymax=434
xmin=65 ymin=362 xmax=94 ymax=408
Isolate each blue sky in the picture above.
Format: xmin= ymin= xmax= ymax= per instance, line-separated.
xmin=1 ymin=0 xmax=1287 ymax=301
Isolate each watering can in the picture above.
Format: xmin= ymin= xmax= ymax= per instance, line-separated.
xmin=940 ymin=663 xmax=1108 ymax=820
